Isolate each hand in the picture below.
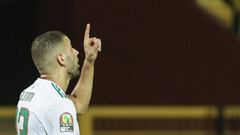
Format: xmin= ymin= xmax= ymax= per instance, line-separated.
xmin=83 ymin=23 xmax=101 ymax=64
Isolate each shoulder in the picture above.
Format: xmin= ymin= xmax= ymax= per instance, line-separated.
xmin=17 ymin=79 xmax=65 ymax=115
xmin=48 ymin=97 xmax=76 ymax=114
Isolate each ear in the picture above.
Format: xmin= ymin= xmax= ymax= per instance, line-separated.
xmin=57 ymin=53 xmax=66 ymax=66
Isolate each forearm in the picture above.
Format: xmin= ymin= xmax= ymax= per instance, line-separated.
xmin=70 ymin=23 xmax=101 ymax=115
xmin=71 ymin=59 xmax=94 ymax=114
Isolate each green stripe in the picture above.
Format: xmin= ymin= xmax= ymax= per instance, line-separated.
xmin=51 ymin=83 xmax=65 ymax=98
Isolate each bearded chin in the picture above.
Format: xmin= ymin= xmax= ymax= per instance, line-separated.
xmin=69 ymin=68 xmax=80 ymax=79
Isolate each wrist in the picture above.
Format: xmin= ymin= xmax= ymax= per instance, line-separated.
xmin=83 ymin=58 xmax=95 ymax=67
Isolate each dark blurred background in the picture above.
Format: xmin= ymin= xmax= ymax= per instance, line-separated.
xmin=1 ymin=0 xmax=240 ymax=106
xmin=3 ymin=0 xmax=240 ymax=135
xmin=0 ymin=0 xmax=37 ymax=105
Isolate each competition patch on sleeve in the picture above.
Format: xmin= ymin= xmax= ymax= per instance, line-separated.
xmin=60 ymin=112 xmax=74 ymax=132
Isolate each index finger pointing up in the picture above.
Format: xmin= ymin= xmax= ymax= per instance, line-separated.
xmin=84 ymin=23 xmax=90 ymax=39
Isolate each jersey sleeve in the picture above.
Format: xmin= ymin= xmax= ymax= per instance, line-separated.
xmin=42 ymin=100 xmax=79 ymax=135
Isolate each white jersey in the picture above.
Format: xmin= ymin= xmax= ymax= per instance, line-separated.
xmin=16 ymin=78 xmax=80 ymax=135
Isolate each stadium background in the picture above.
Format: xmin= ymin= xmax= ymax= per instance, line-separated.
xmin=1 ymin=0 xmax=240 ymax=135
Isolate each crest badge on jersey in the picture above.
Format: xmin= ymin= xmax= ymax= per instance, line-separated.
xmin=60 ymin=112 xmax=74 ymax=132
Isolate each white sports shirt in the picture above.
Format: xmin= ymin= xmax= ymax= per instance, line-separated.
xmin=16 ymin=78 xmax=80 ymax=135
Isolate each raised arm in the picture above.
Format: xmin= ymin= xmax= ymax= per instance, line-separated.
xmin=69 ymin=24 xmax=101 ymax=115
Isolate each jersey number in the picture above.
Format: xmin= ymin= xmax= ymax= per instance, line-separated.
xmin=17 ymin=108 xmax=29 ymax=135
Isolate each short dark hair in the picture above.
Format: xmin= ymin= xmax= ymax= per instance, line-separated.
xmin=31 ymin=31 xmax=66 ymax=73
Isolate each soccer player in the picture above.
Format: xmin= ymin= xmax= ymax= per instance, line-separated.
xmin=16 ymin=23 xmax=101 ymax=135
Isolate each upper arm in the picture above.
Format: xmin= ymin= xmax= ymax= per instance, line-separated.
xmin=43 ymin=101 xmax=79 ymax=134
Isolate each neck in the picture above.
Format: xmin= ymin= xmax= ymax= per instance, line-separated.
xmin=40 ymin=73 xmax=70 ymax=92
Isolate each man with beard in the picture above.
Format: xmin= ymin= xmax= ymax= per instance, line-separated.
xmin=16 ymin=24 xmax=101 ymax=135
